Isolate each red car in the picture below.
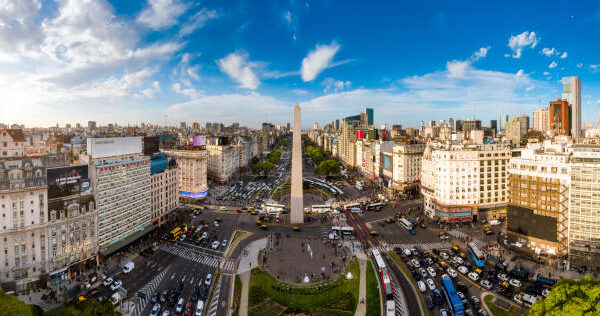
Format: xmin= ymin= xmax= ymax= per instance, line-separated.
xmin=184 ymin=302 xmax=193 ymax=315
xmin=210 ymin=230 xmax=216 ymax=235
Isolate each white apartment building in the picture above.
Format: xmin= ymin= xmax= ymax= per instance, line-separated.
xmin=150 ymin=155 xmax=178 ymax=227
xmin=87 ymin=137 xmax=152 ymax=256
xmin=206 ymin=144 xmax=239 ymax=183
xmin=163 ymin=148 xmax=208 ymax=200
xmin=421 ymin=143 xmax=510 ymax=222
xmin=391 ymin=143 xmax=425 ymax=196
xmin=0 ymin=158 xmax=48 ymax=288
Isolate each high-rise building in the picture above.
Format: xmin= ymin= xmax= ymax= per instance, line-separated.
xmin=549 ymin=99 xmax=571 ymax=136
xmin=516 ymin=115 xmax=530 ymax=136
xmin=562 ymin=76 xmax=581 ymax=139
xmin=454 ymin=120 xmax=464 ymax=132
xmin=463 ymin=120 xmax=482 ymax=132
xmin=364 ymin=108 xmax=374 ymax=126
xmin=506 ymin=118 xmax=522 ymax=145
xmin=150 ymin=154 xmax=178 ymax=227
xmin=499 ymin=114 xmax=509 ymax=131
xmin=391 ymin=143 xmax=425 ymax=197
xmin=163 ymin=148 xmax=208 ymax=200
xmin=490 ymin=120 xmax=497 ymax=133
xmin=533 ymin=107 xmax=550 ymax=132
xmin=335 ymin=119 xmax=340 ymax=131
xmin=87 ymin=121 xmax=96 ymax=130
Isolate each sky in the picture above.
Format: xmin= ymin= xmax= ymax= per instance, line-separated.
xmin=2 ymin=0 xmax=600 ymax=129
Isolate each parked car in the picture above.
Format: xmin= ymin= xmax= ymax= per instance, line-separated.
xmin=498 ymin=273 xmax=509 ymax=282
xmin=176 ymin=298 xmax=185 ymax=313
xmin=103 ymin=277 xmax=113 ymax=287
xmin=419 ymin=268 xmax=428 ymax=278
xmin=122 ymin=261 xmax=135 ymax=274
xmin=205 ymin=274 xmax=213 ymax=287
xmin=418 ymin=281 xmax=426 ymax=292
xmin=211 ymin=241 xmax=220 ymax=249
xmin=160 ymin=290 xmax=168 ymax=304
xmin=195 ymin=300 xmax=204 ymax=316
xmin=453 ymin=256 xmax=464 ymax=264
xmin=471 ymin=296 xmax=481 ymax=308
xmin=457 ymin=292 xmax=467 ymax=304
xmin=221 ymin=240 xmax=228 ymax=247
xmin=411 ymin=259 xmax=420 ymax=268
xmin=425 ymin=296 xmax=434 ymax=309
xmin=151 ymin=292 xmax=159 ymax=304
xmin=427 ymin=267 xmax=437 ymax=277
xmin=440 ymin=252 xmax=450 ymax=260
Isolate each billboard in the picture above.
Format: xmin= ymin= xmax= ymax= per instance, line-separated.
xmin=87 ymin=137 xmax=142 ymax=159
xmin=47 ymin=165 xmax=89 ymax=199
xmin=193 ymin=135 xmax=207 ymax=147
xmin=383 ymin=155 xmax=392 ymax=170
xmin=508 ymin=205 xmax=557 ymax=242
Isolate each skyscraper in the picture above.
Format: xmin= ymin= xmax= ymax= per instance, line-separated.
xmin=550 ymin=99 xmax=571 ymax=136
xmin=562 ymin=76 xmax=581 ymax=138
xmin=499 ymin=114 xmax=509 ymax=131
xmin=533 ymin=107 xmax=550 ymax=131
xmin=490 ymin=120 xmax=498 ymax=133
xmin=364 ymin=108 xmax=374 ymax=126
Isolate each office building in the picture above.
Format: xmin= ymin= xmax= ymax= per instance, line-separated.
xmin=505 ymin=119 xmax=522 ymax=145
xmin=421 ymin=143 xmax=510 ymax=222
xmin=87 ymin=121 xmax=96 ymax=130
xmin=500 ymin=114 xmax=509 ymax=132
xmin=463 ymin=120 xmax=482 ymax=133
xmin=206 ymin=141 xmax=239 ymax=184
xmin=490 ymin=120 xmax=498 ymax=133
xmin=533 ymin=107 xmax=550 ymax=132
xmin=87 ymin=137 xmax=152 ymax=257
xmin=150 ymin=154 xmax=178 ymax=227
xmin=562 ymin=76 xmax=581 ymax=139
xmin=163 ymin=148 xmax=208 ymax=200
xmin=550 ymin=99 xmax=571 ymax=136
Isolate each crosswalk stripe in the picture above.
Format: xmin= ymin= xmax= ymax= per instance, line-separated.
xmin=160 ymin=244 xmax=237 ymax=273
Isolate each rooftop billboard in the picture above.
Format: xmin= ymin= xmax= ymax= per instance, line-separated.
xmin=47 ymin=165 xmax=90 ymax=199
xmin=87 ymin=137 xmax=142 ymax=159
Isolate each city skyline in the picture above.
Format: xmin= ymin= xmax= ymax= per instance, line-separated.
xmin=2 ymin=0 xmax=600 ymax=129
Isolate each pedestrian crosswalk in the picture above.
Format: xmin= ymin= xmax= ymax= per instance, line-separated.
xmin=379 ymin=241 xmax=452 ymax=253
xmin=208 ymin=278 xmax=221 ymax=316
xmin=471 ymin=239 xmax=487 ymax=250
xmin=448 ymin=229 xmax=469 ymax=239
xmin=131 ymin=266 xmax=170 ymax=316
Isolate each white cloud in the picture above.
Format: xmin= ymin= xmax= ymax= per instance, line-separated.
xmin=508 ymin=31 xmax=539 ymax=58
xmin=301 ymin=41 xmax=341 ymax=82
xmin=137 ymin=0 xmax=189 ymax=30
xmin=178 ymin=8 xmax=218 ymax=37
xmin=187 ymin=66 xmax=200 ymax=80
xmin=526 ymin=85 xmax=535 ymax=91
xmin=0 ymin=0 xmax=43 ymax=60
xmin=543 ymin=71 xmax=550 ymax=75
xmin=172 ymin=82 xmax=201 ymax=98
xmin=292 ymin=89 xmax=309 ymax=95
xmin=560 ymin=52 xmax=568 ymax=59
xmin=446 ymin=60 xmax=471 ymax=78
xmin=283 ymin=10 xmax=292 ymax=24
xmin=137 ymin=81 xmax=160 ymax=99
xmin=472 ymin=46 xmax=490 ymax=61
xmin=591 ymin=65 xmax=600 ymax=73
xmin=549 ymin=61 xmax=558 ymax=69
xmin=516 ymin=69 xmax=526 ymax=78
xmin=216 ymin=52 xmax=260 ymax=89
xmin=322 ymin=78 xmax=351 ymax=94
xmin=541 ymin=47 xmax=556 ymax=57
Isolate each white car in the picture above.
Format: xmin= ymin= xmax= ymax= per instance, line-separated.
xmin=410 ymin=259 xmax=420 ymax=268
xmin=110 ymin=279 xmax=122 ymax=291
xmin=103 ymin=277 xmax=113 ymax=287
xmin=150 ymin=303 xmax=160 ymax=316
xmin=202 ymin=232 xmax=208 ymax=238
xmin=441 ymin=273 xmax=450 ymax=280
xmin=427 ymin=267 xmax=436 ymax=277
xmin=213 ymin=221 xmax=219 ymax=227
xmin=453 ymin=256 xmax=464 ymax=264
xmin=221 ymin=240 xmax=228 ymax=247
xmin=439 ymin=252 xmax=450 ymax=260
xmin=418 ymin=268 xmax=428 ymax=278
xmin=219 ymin=206 xmax=226 ymax=210
xmin=426 ymin=278 xmax=436 ymax=290
xmin=498 ymin=273 xmax=509 ymax=282
xmin=480 ymin=279 xmax=493 ymax=289
xmin=457 ymin=266 xmax=469 ymax=274
xmin=447 ymin=268 xmax=457 ymax=278
xmin=468 ymin=272 xmax=479 ymax=281
xmin=542 ymin=288 xmax=550 ymax=297
xmin=176 ymin=298 xmax=184 ymax=313
xmin=417 ymin=280 xmax=426 ymax=292
xmin=404 ymin=249 xmax=412 ymax=257
xmin=514 ymin=294 xmax=523 ymax=304
xmin=509 ymin=279 xmax=522 ymax=287
xmin=211 ymin=241 xmax=220 ymax=249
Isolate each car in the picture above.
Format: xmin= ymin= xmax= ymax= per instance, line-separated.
xmin=480 ymin=279 xmax=493 ymax=289
xmin=453 ymin=256 xmax=464 ymax=264
xmin=417 ymin=280 xmax=427 ymax=292
xmin=103 ymin=277 xmax=113 ymax=287
xmin=468 ymin=272 xmax=479 ymax=281
xmin=184 ymin=302 xmax=193 ymax=316
xmin=440 ymin=234 xmax=449 ymax=240
xmin=542 ymin=288 xmax=550 ymax=297
xmin=202 ymin=232 xmax=208 ymax=238
xmin=509 ymin=279 xmax=522 ymax=287
xmin=151 ymin=292 xmax=159 ymax=304
xmin=433 ymin=290 xmax=442 ymax=305
xmin=175 ymin=298 xmax=185 ymax=313
xmin=411 ymin=259 xmax=420 ymax=268
xmin=221 ymin=240 xmax=228 ymax=247
xmin=441 ymin=273 xmax=450 ymax=280
xmin=213 ymin=221 xmax=219 ymax=227
xmin=426 ymin=278 xmax=436 ymax=290
xmin=122 ymin=261 xmax=134 ymax=274
xmin=219 ymin=206 xmax=226 ymax=210
xmin=161 ymin=311 xmax=171 ymax=316
xmin=439 ymin=252 xmax=450 ymax=260
xmin=498 ymin=273 xmax=509 ymax=282
xmin=447 ymin=268 xmax=457 ymax=278
xmin=513 ymin=293 xmax=523 ymax=304
xmin=205 ymin=273 xmax=213 ymax=287
xmin=191 ymin=286 xmax=199 ymax=302
xmin=195 ymin=300 xmax=204 ymax=316
xmin=478 ymin=309 xmax=489 ymax=316
xmin=419 ymin=268 xmax=428 ymax=278
xmin=211 ymin=241 xmax=220 ymax=249
xmin=471 ymin=296 xmax=481 ymax=308
xmin=440 ymin=308 xmax=449 ymax=316
xmin=160 ymin=290 xmax=168 ymax=304
xmin=457 ymin=291 xmax=467 ymax=304
xmin=425 ymin=296 xmax=434 ymax=309
xmin=458 ymin=266 xmax=469 ymax=274
xmin=110 ymin=279 xmax=122 ymax=291
xmin=150 ymin=304 xmax=161 ymax=316
xmin=427 ymin=267 xmax=437 ymax=277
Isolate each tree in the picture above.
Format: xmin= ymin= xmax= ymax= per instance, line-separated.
xmin=268 ymin=150 xmax=282 ymax=164
xmin=527 ymin=276 xmax=600 ymax=316
xmin=251 ymin=161 xmax=276 ymax=176
xmin=47 ymin=298 xmax=119 ymax=316
xmin=316 ymin=160 xmax=340 ymax=177
xmin=0 ymin=291 xmax=35 ymax=316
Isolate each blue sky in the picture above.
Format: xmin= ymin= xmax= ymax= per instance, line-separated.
xmin=1 ymin=0 xmax=600 ymax=129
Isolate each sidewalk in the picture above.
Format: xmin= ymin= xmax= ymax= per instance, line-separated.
xmin=238 ymin=271 xmax=251 ymax=316
xmin=237 ymin=238 xmax=267 ymax=274
xmin=355 ymin=259 xmax=367 ymax=316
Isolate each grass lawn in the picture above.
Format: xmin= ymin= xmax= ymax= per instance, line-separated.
xmin=232 ymin=275 xmax=242 ymax=316
xmin=366 ymin=261 xmax=381 ymax=316
xmin=389 ymin=252 xmax=427 ymax=314
xmin=248 ymin=259 xmax=360 ymax=315
xmin=484 ymin=294 xmax=517 ymax=316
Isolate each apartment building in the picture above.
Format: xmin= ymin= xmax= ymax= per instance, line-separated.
xmin=391 ymin=143 xmax=425 ymax=196
xmin=150 ymin=154 xmax=178 ymax=227
xmin=421 ymin=143 xmax=510 ymax=222
xmin=163 ymin=148 xmax=208 ymax=200
xmin=1 ymin=129 xmax=26 ymax=158
xmin=206 ymin=143 xmax=239 ymax=184
xmin=87 ymin=137 xmax=152 ymax=257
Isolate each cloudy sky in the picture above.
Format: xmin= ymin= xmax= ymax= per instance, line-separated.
xmin=1 ymin=0 xmax=600 ymax=129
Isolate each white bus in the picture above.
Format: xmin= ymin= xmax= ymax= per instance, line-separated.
xmin=399 ymin=218 xmax=413 ymax=231
xmin=332 ymin=226 xmax=354 ymax=235
xmin=263 ymin=203 xmax=285 ymax=214
xmin=312 ymin=205 xmax=332 ymax=213
xmin=344 ymin=203 xmax=362 ymax=212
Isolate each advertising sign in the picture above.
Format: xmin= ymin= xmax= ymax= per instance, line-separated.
xmin=193 ymin=135 xmax=207 ymax=146
xmin=47 ymin=165 xmax=89 ymax=199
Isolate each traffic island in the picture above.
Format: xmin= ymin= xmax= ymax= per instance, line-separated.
xmin=247 ymin=258 xmax=360 ymax=316
xmin=482 ymin=293 xmax=518 ymax=316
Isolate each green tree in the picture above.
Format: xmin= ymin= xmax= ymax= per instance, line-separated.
xmin=47 ymin=298 xmax=119 ymax=316
xmin=251 ymin=161 xmax=276 ymax=176
xmin=316 ymin=160 xmax=340 ymax=177
xmin=0 ymin=291 xmax=35 ymax=316
xmin=268 ymin=150 xmax=282 ymax=164
xmin=527 ymin=277 xmax=600 ymax=316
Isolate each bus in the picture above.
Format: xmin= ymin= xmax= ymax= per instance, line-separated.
xmin=263 ymin=203 xmax=285 ymax=214
xmin=385 ymin=300 xmax=395 ymax=316
xmin=332 ymin=226 xmax=354 ymax=236
xmin=367 ymin=203 xmax=385 ymax=211
xmin=441 ymin=277 xmax=465 ymax=316
xmin=467 ymin=242 xmax=486 ymax=268
xmin=170 ymin=227 xmax=182 ymax=241
xmin=398 ymin=218 xmax=415 ymax=235
xmin=381 ymin=268 xmax=394 ymax=300
xmin=372 ymin=249 xmax=386 ymax=270
xmin=344 ymin=203 xmax=361 ymax=211
xmin=534 ymin=276 xmax=557 ymax=287
xmin=312 ymin=205 xmax=332 ymax=213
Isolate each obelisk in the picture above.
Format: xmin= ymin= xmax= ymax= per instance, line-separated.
xmin=290 ymin=102 xmax=304 ymax=224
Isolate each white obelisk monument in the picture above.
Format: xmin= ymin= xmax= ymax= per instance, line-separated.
xmin=290 ymin=102 xmax=304 ymax=224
